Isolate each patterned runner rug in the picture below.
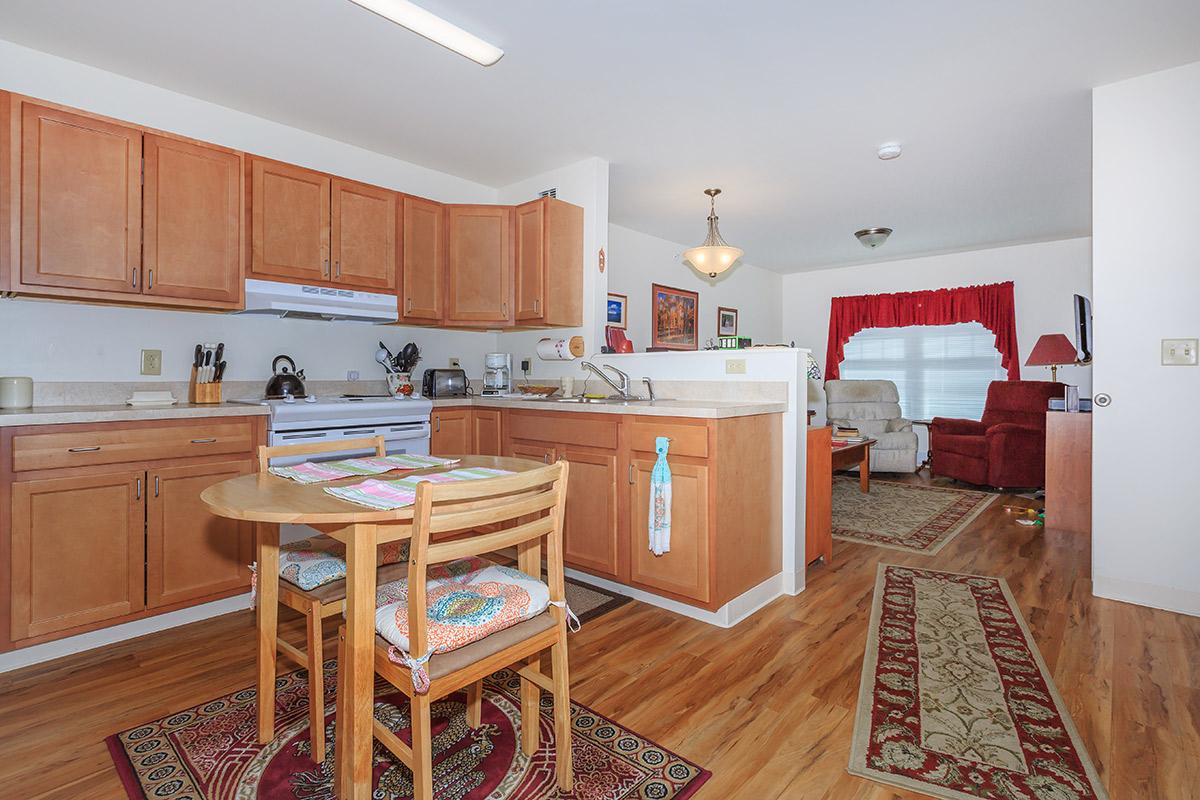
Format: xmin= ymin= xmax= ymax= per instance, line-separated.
xmin=849 ymin=565 xmax=1109 ymax=799
xmin=565 ymin=577 xmax=632 ymax=624
xmin=107 ymin=666 xmax=708 ymax=800
xmin=833 ymin=477 xmax=996 ymax=554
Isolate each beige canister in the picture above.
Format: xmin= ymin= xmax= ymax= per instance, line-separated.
xmin=0 ymin=377 xmax=33 ymax=409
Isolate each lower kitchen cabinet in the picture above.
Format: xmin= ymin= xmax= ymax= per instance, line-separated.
xmin=559 ymin=447 xmax=621 ymax=579
xmin=506 ymin=441 xmax=557 ymax=465
xmin=147 ymin=461 xmax=254 ymax=608
xmin=628 ymin=457 xmax=710 ymax=603
xmin=430 ymin=407 xmax=473 ymax=456
xmin=9 ymin=471 xmax=146 ymax=640
xmin=471 ymin=409 xmax=503 ymax=456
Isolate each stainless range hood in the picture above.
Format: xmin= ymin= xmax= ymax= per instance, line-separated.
xmin=239 ymin=279 xmax=399 ymax=324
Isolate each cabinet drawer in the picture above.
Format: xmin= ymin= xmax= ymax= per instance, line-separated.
xmin=507 ymin=412 xmax=618 ymax=450
xmin=12 ymin=419 xmax=256 ymax=472
xmin=627 ymin=419 xmax=708 ymax=458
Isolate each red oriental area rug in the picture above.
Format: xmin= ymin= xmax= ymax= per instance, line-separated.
xmin=849 ymin=565 xmax=1109 ymax=800
xmin=107 ymin=666 xmax=709 ymax=800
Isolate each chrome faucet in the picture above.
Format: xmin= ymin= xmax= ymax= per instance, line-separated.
xmin=581 ymin=361 xmax=634 ymax=399
xmin=642 ymin=376 xmax=656 ymax=400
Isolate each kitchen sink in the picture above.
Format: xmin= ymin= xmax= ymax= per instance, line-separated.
xmin=550 ymin=395 xmax=658 ymax=405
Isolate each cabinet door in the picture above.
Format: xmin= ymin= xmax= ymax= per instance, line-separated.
xmin=142 ymin=135 xmax=242 ymax=305
xmin=445 ymin=205 xmax=511 ymax=324
xmin=472 ymin=409 xmax=503 ymax=456
xmin=431 ymin=408 xmax=473 ymax=456
xmin=559 ymin=447 xmax=620 ymax=578
xmin=628 ymin=457 xmax=710 ymax=603
xmin=20 ymin=102 xmax=142 ymax=293
xmin=514 ymin=199 xmax=545 ymax=322
xmin=506 ymin=441 xmax=557 ymax=466
xmin=147 ymin=461 xmax=253 ymax=608
xmin=400 ymin=196 xmax=444 ymax=322
xmin=250 ymin=158 xmax=330 ymax=283
xmin=331 ymin=178 xmax=396 ymax=290
xmin=10 ymin=471 xmax=145 ymax=640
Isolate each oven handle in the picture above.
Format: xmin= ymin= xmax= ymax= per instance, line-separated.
xmin=279 ymin=432 xmax=328 ymax=441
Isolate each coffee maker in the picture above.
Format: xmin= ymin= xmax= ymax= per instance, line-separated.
xmin=482 ymin=353 xmax=513 ymax=396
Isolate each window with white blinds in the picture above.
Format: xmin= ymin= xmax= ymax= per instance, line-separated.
xmin=839 ymin=322 xmax=1006 ymax=420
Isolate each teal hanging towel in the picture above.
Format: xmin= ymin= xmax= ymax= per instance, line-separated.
xmin=649 ymin=436 xmax=672 ymax=556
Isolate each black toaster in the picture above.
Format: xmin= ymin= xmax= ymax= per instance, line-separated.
xmin=422 ymin=368 xmax=469 ymax=397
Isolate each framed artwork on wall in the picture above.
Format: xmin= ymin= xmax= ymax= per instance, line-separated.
xmin=651 ymin=283 xmax=699 ymax=350
xmin=606 ymin=292 xmax=628 ymax=329
xmin=717 ymin=306 xmax=739 ymax=336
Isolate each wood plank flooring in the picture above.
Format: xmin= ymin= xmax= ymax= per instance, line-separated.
xmin=1 ymin=474 xmax=1197 ymax=799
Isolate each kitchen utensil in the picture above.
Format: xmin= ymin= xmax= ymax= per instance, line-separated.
xmin=214 ymin=361 xmax=226 ymax=383
xmin=378 ymin=340 xmax=395 ymax=363
xmin=0 ymin=377 xmax=33 ymax=409
xmin=202 ymin=349 xmax=213 ymax=383
xmin=400 ymin=342 xmax=420 ymax=372
xmin=214 ymin=342 xmax=224 ymax=367
xmin=193 ymin=344 xmax=203 ymax=370
xmin=375 ymin=349 xmax=396 ymax=374
xmin=265 ymin=355 xmax=307 ymax=398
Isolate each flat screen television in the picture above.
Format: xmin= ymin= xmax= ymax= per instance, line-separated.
xmin=1073 ymin=294 xmax=1093 ymax=364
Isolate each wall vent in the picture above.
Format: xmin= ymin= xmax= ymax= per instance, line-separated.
xmin=538 ymin=188 xmax=557 ymax=198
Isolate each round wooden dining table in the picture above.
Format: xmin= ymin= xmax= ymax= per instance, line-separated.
xmin=200 ymin=455 xmax=544 ymax=800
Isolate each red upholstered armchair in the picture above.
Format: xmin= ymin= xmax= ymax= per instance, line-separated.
xmin=931 ymin=380 xmax=1064 ymax=489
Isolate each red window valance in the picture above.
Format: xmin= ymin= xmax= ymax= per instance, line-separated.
xmin=824 ymin=281 xmax=1021 ymax=380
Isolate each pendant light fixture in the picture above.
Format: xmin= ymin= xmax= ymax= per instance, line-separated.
xmin=683 ymin=189 xmax=744 ymax=278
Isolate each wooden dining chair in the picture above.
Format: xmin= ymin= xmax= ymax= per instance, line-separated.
xmin=335 ymin=460 xmax=574 ymax=800
xmin=256 ymin=435 xmax=411 ymax=764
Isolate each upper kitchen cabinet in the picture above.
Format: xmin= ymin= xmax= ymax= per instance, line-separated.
xmin=249 ymin=158 xmax=331 ymax=284
xmin=331 ymin=177 xmax=396 ymax=291
xmin=445 ymin=204 xmax=512 ymax=326
xmin=514 ymin=197 xmax=583 ymax=326
xmin=399 ymin=195 xmax=444 ymax=323
xmin=18 ymin=101 xmax=142 ymax=295
xmin=142 ymin=135 xmax=242 ymax=306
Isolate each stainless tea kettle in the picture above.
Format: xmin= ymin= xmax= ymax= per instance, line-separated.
xmin=265 ymin=355 xmax=307 ymax=398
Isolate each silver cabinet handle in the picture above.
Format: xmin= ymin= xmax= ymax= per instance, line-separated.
xmin=147 ymin=269 xmax=154 ymax=290
xmin=544 ymin=453 xmax=550 ymax=464
xmin=68 ymin=446 xmax=101 ymax=453
xmin=335 ymin=260 xmax=341 ymax=277
xmin=154 ymin=475 xmax=160 ymax=497
xmin=190 ymin=438 xmax=217 ymax=444
xmin=628 ymin=463 xmax=635 ymax=484
xmin=534 ymin=298 xmax=540 ymax=314
xmin=323 ymin=258 xmax=330 ymax=277
xmin=435 ymin=416 xmax=440 ymax=433
xmin=136 ymin=477 xmax=142 ymax=499
xmin=406 ymin=297 xmax=413 ymax=313
xmin=132 ymin=269 xmax=138 ymax=288
xmin=502 ymin=302 xmax=508 ymax=318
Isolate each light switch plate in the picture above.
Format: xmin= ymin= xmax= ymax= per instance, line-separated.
xmin=725 ymin=358 xmax=747 ymax=374
xmin=1161 ymin=338 xmax=1198 ymax=366
xmin=140 ymin=349 xmax=162 ymax=376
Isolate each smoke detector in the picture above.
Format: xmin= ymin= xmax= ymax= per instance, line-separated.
xmin=877 ymin=142 xmax=902 ymax=160
xmin=855 ymin=228 xmax=893 ymax=249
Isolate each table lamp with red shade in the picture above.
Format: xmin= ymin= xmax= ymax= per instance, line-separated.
xmin=1025 ymin=333 xmax=1078 ymax=381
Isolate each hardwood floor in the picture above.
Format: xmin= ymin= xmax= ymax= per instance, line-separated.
xmin=1 ymin=474 xmax=1197 ymax=799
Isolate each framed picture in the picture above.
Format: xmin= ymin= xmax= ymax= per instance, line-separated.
xmin=717 ymin=306 xmax=739 ymax=336
xmin=651 ymin=283 xmax=699 ymax=350
xmin=606 ymin=292 xmax=628 ymax=329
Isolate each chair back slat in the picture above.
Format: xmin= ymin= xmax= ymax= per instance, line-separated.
xmin=257 ymin=435 xmax=387 ymax=472
xmin=425 ymin=516 xmax=556 ymax=564
xmin=426 ymin=492 xmax=559 ymax=535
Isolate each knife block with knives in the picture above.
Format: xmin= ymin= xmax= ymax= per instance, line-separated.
xmin=188 ymin=342 xmax=225 ymax=404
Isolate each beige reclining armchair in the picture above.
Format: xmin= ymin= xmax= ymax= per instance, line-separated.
xmin=824 ymin=379 xmax=919 ymax=473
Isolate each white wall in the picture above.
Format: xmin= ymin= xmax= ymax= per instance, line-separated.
xmin=0 ymin=38 xmax=500 ymax=385
xmin=495 ymin=159 xmax=610 ymax=380
xmin=607 ymin=225 xmax=784 ymax=354
xmin=1092 ymin=61 xmax=1200 ymax=616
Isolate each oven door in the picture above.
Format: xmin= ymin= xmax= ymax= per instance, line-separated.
xmin=267 ymin=421 xmax=431 ymax=467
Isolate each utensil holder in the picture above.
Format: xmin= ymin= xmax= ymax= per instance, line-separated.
xmin=189 ymin=367 xmax=222 ymax=404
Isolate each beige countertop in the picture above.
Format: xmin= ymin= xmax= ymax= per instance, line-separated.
xmin=429 ymin=395 xmax=787 ymax=419
xmin=0 ymin=402 xmax=271 ymax=428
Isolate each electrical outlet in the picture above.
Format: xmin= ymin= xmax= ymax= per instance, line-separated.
xmin=520 ymin=357 xmax=532 ymax=373
xmin=1162 ymin=338 xmax=1199 ymax=365
xmin=347 ymin=370 xmax=359 ymax=381
xmin=725 ymin=358 xmax=746 ymax=375
xmin=449 ymin=357 xmax=461 ymax=368
xmin=141 ymin=349 xmax=162 ymax=376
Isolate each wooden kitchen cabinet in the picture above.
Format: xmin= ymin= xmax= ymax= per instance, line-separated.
xmin=628 ymin=457 xmax=711 ymax=602
xmin=445 ymin=204 xmax=512 ymax=325
xmin=514 ymin=197 xmax=584 ymax=326
xmin=146 ymin=461 xmax=254 ymax=608
xmin=9 ymin=471 xmax=146 ymax=640
xmin=471 ymin=409 xmax=503 ymax=456
xmin=400 ymin=195 xmax=444 ymax=323
xmin=805 ymin=425 xmax=833 ymax=568
xmin=19 ymin=101 xmax=142 ymax=294
xmin=430 ymin=407 xmax=473 ymax=456
xmin=506 ymin=440 xmax=557 ymax=465
xmin=559 ymin=447 xmax=621 ymax=579
xmin=250 ymin=157 xmax=331 ymax=284
xmin=331 ymin=177 xmax=396 ymax=290
xmin=142 ymin=134 xmax=242 ymax=306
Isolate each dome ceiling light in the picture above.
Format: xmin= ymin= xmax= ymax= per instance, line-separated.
xmin=682 ymin=189 xmax=744 ymax=278
xmin=855 ymin=227 xmax=893 ymax=249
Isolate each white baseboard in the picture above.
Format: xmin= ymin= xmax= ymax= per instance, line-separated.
xmin=0 ymin=593 xmax=250 ymax=674
xmin=1093 ymin=575 xmax=1200 ymax=617
xmin=565 ymin=569 xmax=784 ymax=628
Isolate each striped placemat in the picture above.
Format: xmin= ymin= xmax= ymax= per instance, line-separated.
xmin=324 ymin=467 xmax=514 ymax=510
xmin=269 ymin=454 xmax=459 ymax=484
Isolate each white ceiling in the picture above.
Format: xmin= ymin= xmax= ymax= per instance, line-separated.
xmin=3 ymin=1 xmax=1199 ymax=272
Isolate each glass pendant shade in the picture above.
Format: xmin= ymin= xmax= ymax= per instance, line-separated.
xmin=684 ymin=189 xmax=744 ymax=277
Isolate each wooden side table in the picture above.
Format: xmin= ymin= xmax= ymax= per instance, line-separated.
xmin=1045 ymin=412 xmax=1092 ymax=534
xmin=831 ymin=438 xmax=875 ymax=493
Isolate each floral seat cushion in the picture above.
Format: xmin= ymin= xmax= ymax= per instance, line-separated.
xmin=374 ymin=557 xmax=550 ymax=655
xmin=279 ymin=535 xmax=410 ymax=591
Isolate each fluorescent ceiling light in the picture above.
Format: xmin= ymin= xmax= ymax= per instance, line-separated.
xmin=348 ymin=0 xmax=504 ymax=66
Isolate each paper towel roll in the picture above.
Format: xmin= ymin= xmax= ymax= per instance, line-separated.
xmin=537 ymin=336 xmax=585 ymax=361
